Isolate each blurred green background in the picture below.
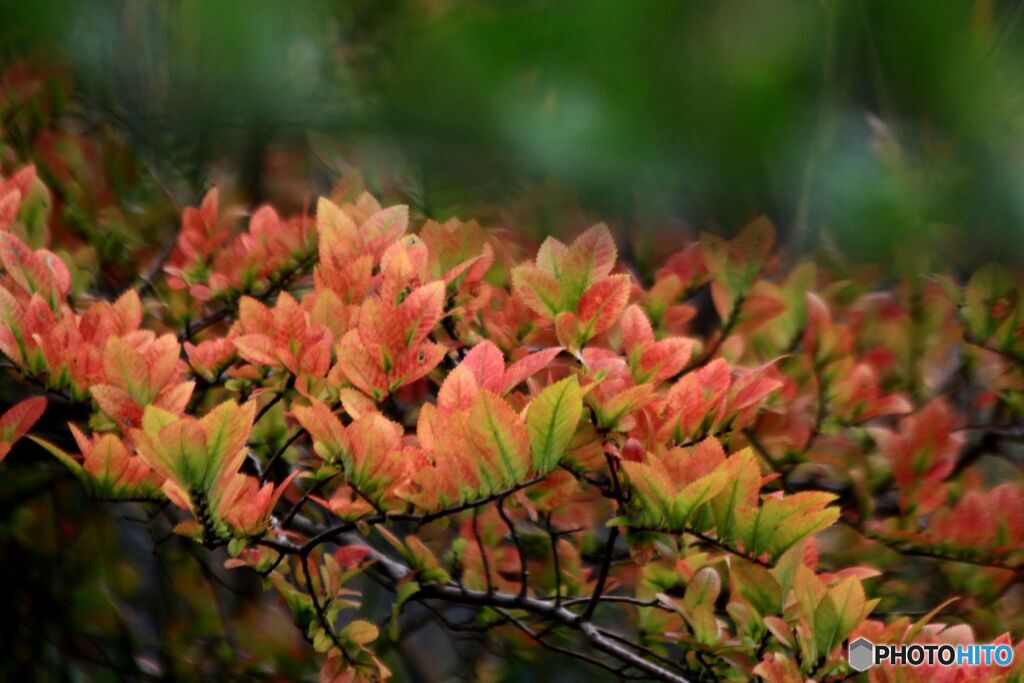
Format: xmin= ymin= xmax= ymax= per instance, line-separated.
xmin=3 ymin=0 xmax=1024 ymax=266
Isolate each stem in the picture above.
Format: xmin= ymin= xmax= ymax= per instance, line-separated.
xmin=496 ymin=497 xmax=529 ymax=598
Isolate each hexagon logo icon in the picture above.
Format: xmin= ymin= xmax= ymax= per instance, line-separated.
xmin=848 ymin=637 xmax=875 ymax=672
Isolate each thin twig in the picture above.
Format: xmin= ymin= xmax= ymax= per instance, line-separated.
xmin=496 ymin=497 xmax=529 ymax=598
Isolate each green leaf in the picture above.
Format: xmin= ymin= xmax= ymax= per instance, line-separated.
xmin=813 ymin=576 xmax=865 ymax=657
xmin=710 ymin=450 xmax=759 ymax=544
xmin=768 ymin=505 xmax=839 ymax=560
xmin=470 ymin=391 xmax=530 ymax=490
xmin=738 ymin=492 xmax=839 ymax=560
xmin=683 ymin=567 xmax=721 ymax=613
xmin=770 ymin=540 xmax=805 ymax=603
xmin=686 ymin=604 xmax=719 ymax=645
xmin=341 ymin=620 xmax=379 ymax=646
xmin=406 ymin=536 xmax=450 ymax=583
xmin=227 ymin=538 xmax=248 ymax=557
xmin=730 ymin=559 xmax=781 ymax=617
xmin=141 ymin=404 xmax=178 ymax=435
xmin=621 ymin=460 xmax=674 ymax=526
xmin=737 ymin=500 xmax=785 ymax=558
xmin=527 ymin=377 xmax=583 ymax=474
xmin=793 ymin=564 xmax=826 ymax=629
xmin=674 ymin=468 xmax=728 ymax=527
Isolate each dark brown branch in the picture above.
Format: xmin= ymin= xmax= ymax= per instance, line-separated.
xmin=496 ymin=496 xmax=529 ymax=598
xmin=217 ymin=490 xmax=710 ymax=682
xmin=289 ymin=473 xmax=544 ymax=556
xmin=841 ymin=520 xmax=1023 ymax=573
xmin=495 ymin=607 xmax=649 ymax=680
xmin=253 ymin=389 xmax=286 ymax=426
xmin=596 ymin=627 xmax=695 ymax=678
xmin=134 ymin=228 xmax=179 ymax=297
xmin=582 ymin=523 xmax=619 ymax=621
xmin=261 ymin=428 xmax=307 ymax=485
xmin=630 ymin=525 xmax=774 ymax=569
xmin=398 ymin=475 xmax=547 ymax=525
xmin=411 ymin=584 xmax=691 ymax=683
xmin=582 ymin=451 xmax=624 ymax=621
xmin=279 ymin=474 xmax=336 ymax=529
xmin=962 ymin=330 xmax=1024 ymax=368
xmin=264 ymin=520 xmax=692 ymax=681
xmin=684 ymin=290 xmax=747 ymax=373
xmin=300 ymin=554 xmax=355 ymax=667
xmin=471 ymin=506 xmax=494 ymax=595
xmin=544 ymin=513 xmax=564 ymax=606
xmin=178 ymin=250 xmax=317 ymax=342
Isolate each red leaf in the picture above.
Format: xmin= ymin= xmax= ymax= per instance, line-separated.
xmin=502 ymin=347 xmax=562 ymax=393
xmin=0 ymin=396 xmax=46 ymax=461
xmin=576 ymin=274 xmax=631 ymax=337
xmin=461 ymin=341 xmax=506 ymax=393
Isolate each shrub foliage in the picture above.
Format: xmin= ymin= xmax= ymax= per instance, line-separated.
xmin=2 ymin=159 xmax=1024 ymax=681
